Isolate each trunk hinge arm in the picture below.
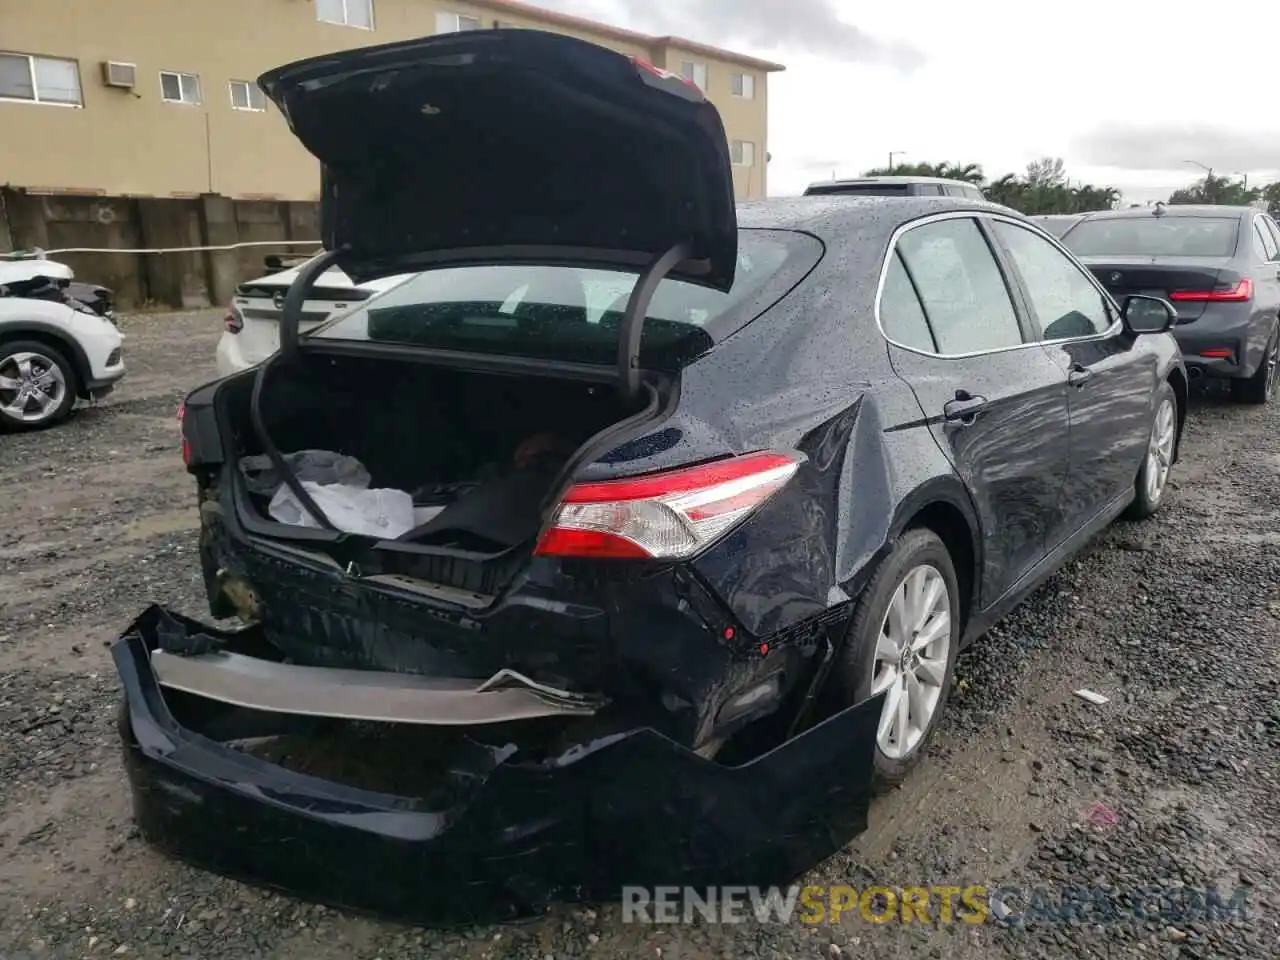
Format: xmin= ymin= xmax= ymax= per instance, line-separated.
xmin=247 ymin=246 xmax=350 ymax=533
xmin=617 ymin=241 xmax=692 ymax=402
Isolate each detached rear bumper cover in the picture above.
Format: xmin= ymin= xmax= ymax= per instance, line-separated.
xmin=112 ymin=606 xmax=882 ymax=926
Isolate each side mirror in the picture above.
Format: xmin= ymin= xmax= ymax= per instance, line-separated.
xmin=1121 ymin=294 xmax=1177 ymax=335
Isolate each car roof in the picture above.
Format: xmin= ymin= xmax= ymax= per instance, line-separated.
xmin=817 ymin=175 xmax=980 ymax=188
xmin=739 ymin=195 xmax=1018 ymax=240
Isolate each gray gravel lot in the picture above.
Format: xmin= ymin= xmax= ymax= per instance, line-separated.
xmin=0 ymin=310 xmax=1277 ymax=959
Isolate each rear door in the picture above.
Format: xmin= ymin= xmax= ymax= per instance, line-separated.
xmin=880 ymin=214 xmax=1071 ymax=606
xmin=987 ymin=216 xmax=1155 ymax=533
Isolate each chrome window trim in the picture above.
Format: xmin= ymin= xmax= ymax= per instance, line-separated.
xmin=874 ymin=209 xmax=1125 ymax=360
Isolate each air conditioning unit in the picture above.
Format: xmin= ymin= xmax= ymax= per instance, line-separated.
xmin=101 ymin=61 xmax=137 ymax=90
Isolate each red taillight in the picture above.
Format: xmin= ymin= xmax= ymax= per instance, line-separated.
xmin=535 ymin=452 xmax=801 ymax=560
xmin=1169 ymin=279 xmax=1253 ymax=302
xmin=223 ymin=305 xmax=244 ymax=334
xmin=177 ymin=400 xmax=193 ymax=465
xmin=1199 ymin=349 xmax=1234 ymax=359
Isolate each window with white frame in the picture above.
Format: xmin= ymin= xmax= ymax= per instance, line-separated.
xmin=160 ymin=71 xmax=201 ymax=105
xmin=731 ymin=140 xmax=755 ymax=167
xmin=436 ymin=11 xmax=483 ymax=32
xmin=731 ymin=73 xmax=755 ymax=99
xmin=680 ymin=60 xmax=707 ymax=91
xmin=229 ymin=80 xmax=266 ymax=112
xmin=317 ymin=0 xmax=373 ymax=29
xmin=0 ymin=52 xmax=82 ymax=105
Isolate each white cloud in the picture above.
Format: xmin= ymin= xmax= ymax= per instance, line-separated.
xmin=531 ymin=0 xmax=1280 ymax=200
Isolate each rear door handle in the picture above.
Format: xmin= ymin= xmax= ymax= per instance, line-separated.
xmin=1068 ymin=364 xmax=1093 ymax=387
xmin=943 ymin=393 xmax=988 ymax=423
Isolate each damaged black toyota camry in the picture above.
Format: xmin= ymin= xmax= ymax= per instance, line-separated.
xmin=112 ymin=29 xmax=1187 ymax=925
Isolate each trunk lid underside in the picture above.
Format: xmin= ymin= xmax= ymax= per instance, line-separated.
xmin=258 ymin=28 xmax=739 ymax=290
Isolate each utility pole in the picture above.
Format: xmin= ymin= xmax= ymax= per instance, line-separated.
xmin=888 ymin=150 xmax=904 ymax=173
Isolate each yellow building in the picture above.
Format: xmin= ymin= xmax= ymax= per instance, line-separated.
xmin=0 ymin=0 xmax=782 ymax=202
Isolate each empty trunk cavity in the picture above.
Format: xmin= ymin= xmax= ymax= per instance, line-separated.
xmin=218 ymin=352 xmax=661 ymax=588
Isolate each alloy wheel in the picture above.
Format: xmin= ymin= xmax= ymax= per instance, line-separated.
xmin=1145 ymin=397 xmax=1176 ymax=504
xmin=870 ymin=563 xmax=952 ymax=760
xmin=0 ymin=352 xmax=68 ymax=425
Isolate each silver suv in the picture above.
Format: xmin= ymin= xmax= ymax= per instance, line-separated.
xmin=803 ymin=175 xmax=985 ymax=200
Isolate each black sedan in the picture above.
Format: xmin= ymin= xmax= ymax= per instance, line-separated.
xmin=1060 ymin=203 xmax=1280 ymax=402
xmin=112 ymin=29 xmax=1189 ymax=924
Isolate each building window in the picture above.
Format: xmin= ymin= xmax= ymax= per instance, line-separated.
xmin=731 ymin=140 xmax=755 ymax=167
xmin=160 ymin=71 xmax=201 ymax=105
xmin=0 ymin=52 xmax=82 ymax=106
xmin=680 ymin=60 xmax=708 ymax=91
xmin=731 ymin=73 xmax=755 ymax=99
xmin=436 ymin=11 xmax=483 ymax=32
xmin=317 ymin=0 xmax=373 ymax=29
xmin=229 ymin=80 xmax=266 ymax=112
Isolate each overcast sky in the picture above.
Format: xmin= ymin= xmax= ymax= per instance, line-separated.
xmin=535 ymin=0 xmax=1280 ymax=203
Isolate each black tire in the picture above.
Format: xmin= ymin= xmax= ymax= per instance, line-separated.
xmin=1125 ymin=380 xmax=1178 ymax=521
xmin=828 ymin=527 xmax=961 ymax=787
xmin=1230 ymin=326 xmax=1279 ymax=405
xmin=0 ymin=339 xmax=79 ymax=431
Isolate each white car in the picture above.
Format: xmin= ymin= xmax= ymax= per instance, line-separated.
xmin=0 ymin=257 xmax=126 ymax=430
xmin=216 ymin=259 xmax=411 ymax=377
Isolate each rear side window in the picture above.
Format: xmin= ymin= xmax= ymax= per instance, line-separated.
xmin=312 ymin=232 xmax=814 ymax=365
xmin=808 ymin=183 xmax=912 ymax=196
xmin=879 ymin=252 xmax=936 ymax=352
xmin=894 ymin=217 xmax=1023 ymax=354
xmin=1253 ymin=219 xmax=1278 ymax=261
xmin=1061 ymin=216 xmax=1240 ymax=257
xmin=1263 ymin=216 xmax=1280 ymax=254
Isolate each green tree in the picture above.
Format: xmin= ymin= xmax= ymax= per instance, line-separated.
xmin=1168 ymin=174 xmax=1260 ymax=206
xmin=856 ymin=158 xmax=1120 ymax=215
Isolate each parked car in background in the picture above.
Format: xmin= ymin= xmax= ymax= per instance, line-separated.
xmin=0 ymin=256 xmax=125 ymax=430
xmin=804 ymin=175 xmax=985 ymax=200
xmin=1059 ymin=204 xmax=1280 ymax=403
xmin=216 ymin=259 xmax=411 ymax=377
xmin=1032 ymin=214 xmax=1087 ymax=238
xmin=116 ymin=29 xmax=1188 ymax=924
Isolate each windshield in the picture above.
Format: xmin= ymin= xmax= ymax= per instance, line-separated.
xmin=311 ymin=231 xmax=809 ymax=365
xmin=1062 ymin=216 xmax=1240 ymax=257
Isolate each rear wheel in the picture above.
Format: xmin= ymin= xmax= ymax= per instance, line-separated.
xmin=830 ymin=528 xmax=960 ymax=786
xmin=1125 ymin=381 xmax=1177 ymax=521
xmin=1230 ymin=327 xmax=1279 ymax=405
xmin=0 ymin=341 xmax=78 ymax=431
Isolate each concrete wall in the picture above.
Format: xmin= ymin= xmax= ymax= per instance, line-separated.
xmin=0 ymin=188 xmax=319 ymax=310
xmin=1 ymin=0 xmax=780 ymax=201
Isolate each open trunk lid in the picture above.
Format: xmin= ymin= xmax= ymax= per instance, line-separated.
xmin=257 ymin=29 xmax=738 ymax=290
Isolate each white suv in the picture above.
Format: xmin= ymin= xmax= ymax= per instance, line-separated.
xmin=0 ymin=257 xmax=125 ymax=430
xmin=216 ymin=257 xmax=411 ymax=377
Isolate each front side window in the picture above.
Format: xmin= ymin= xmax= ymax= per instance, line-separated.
xmin=731 ymin=140 xmax=755 ymax=167
xmin=317 ymin=0 xmax=373 ymax=28
xmin=160 ymin=71 xmax=201 ymax=105
xmin=894 ymin=217 xmax=1023 ymax=354
xmin=229 ymin=80 xmax=266 ymax=112
xmin=680 ymin=60 xmax=708 ymax=91
xmin=991 ymin=220 xmax=1113 ymax=340
xmin=0 ymin=52 xmax=81 ymax=105
xmin=311 ymin=233 xmax=801 ymax=365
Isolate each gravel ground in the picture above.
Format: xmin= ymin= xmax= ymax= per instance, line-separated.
xmin=0 ymin=310 xmax=1277 ymax=959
